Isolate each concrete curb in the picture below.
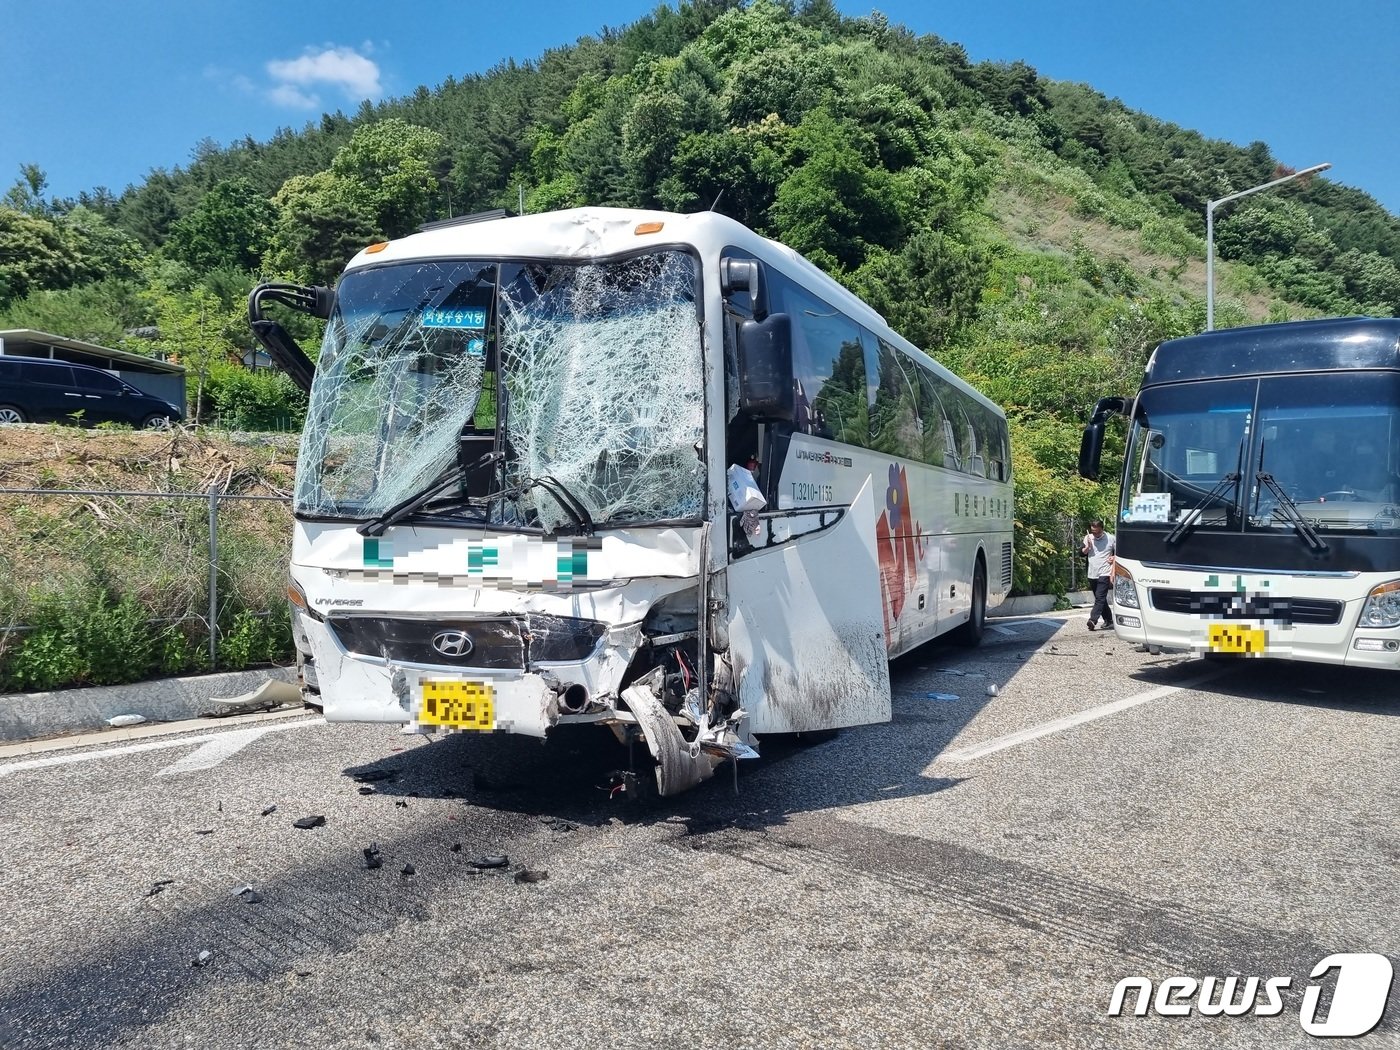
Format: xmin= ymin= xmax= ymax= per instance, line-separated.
xmin=990 ymin=591 xmax=1093 ymax=617
xmin=0 ymin=665 xmax=297 ymax=743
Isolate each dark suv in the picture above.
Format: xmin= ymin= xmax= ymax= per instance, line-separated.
xmin=0 ymin=356 xmax=184 ymax=428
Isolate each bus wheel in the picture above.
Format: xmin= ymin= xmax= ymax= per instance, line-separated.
xmin=954 ymin=562 xmax=987 ymax=646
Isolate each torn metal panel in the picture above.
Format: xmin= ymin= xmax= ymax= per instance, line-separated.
xmin=620 ymin=668 xmax=723 ymax=797
xmin=727 ymin=477 xmax=892 ymax=734
xmin=498 ymin=252 xmax=705 ymax=534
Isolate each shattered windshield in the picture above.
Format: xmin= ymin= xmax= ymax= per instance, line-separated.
xmin=296 ymin=261 xmax=494 ymax=518
xmin=1120 ymin=373 xmax=1400 ymax=534
xmin=295 ymin=250 xmax=705 ymax=532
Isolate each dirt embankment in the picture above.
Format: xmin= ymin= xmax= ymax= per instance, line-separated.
xmin=0 ymin=425 xmax=299 ymax=494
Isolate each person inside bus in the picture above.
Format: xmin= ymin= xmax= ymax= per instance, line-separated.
xmin=1082 ymin=518 xmax=1116 ymax=631
xmin=1349 ymin=442 xmax=1396 ymax=502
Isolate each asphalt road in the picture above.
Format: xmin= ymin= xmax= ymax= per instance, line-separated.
xmin=1 ymin=612 xmax=1396 ymax=1049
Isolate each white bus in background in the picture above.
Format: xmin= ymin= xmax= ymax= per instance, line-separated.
xmin=249 ymin=207 xmax=1013 ymax=796
xmin=1080 ymin=316 xmax=1400 ymax=667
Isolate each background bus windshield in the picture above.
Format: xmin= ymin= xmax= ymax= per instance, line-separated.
xmin=1122 ymin=373 xmax=1400 ymax=534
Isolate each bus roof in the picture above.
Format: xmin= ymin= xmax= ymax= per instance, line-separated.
xmin=1143 ymin=316 xmax=1400 ymax=387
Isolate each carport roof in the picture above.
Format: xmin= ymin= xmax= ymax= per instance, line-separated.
xmin=0 ymin=329 xmax=186 ymax=375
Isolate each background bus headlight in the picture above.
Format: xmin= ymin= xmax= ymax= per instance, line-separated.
xmin=1113 ymin=565 xmax=1140 ymax=609
xmin=1358 ymin=580 xmax=1400 ymax=628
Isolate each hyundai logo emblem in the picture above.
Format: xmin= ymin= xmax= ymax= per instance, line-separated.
xmin=430 ymin=629 xmax=474 ymax=659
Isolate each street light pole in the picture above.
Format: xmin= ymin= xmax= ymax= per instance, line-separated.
xmin=1206 ymin=162 xmax=1331 ymax=331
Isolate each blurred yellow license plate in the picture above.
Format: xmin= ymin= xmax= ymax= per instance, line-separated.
xmin=1207 ymin=624 xmax=1266 ymax=654
xmin=419 ymin=679 xmax=495 ymax=730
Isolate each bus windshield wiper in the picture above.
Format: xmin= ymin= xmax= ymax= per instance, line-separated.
xmin=1256 ymin=472 xmax=1328 ymax=553
xmin=1164 ymin=472 xmax=1240 ymax=546
xmin=357 ymin=451 xmax=501 ymax=537
xmin=515 ymin=474 xmax=595 ymax=536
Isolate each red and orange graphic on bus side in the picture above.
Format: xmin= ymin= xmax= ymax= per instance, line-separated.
xmin=875 ymin=463 xmax=927 ymax=640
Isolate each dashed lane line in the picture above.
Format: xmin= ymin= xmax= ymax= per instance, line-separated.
xmin=937 ymin=668 xmax=1232 ymax=764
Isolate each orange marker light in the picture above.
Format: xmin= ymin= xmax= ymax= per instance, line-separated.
xmin=634 ymin=222 xmax=664 ymax=235
xmin=364 ymin=241 xmax=390 ymax=254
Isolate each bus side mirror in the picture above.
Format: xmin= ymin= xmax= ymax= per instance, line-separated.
xmin=1078 ymin=396 xmax=1128 ymax=480
xmin=1079 ymin=422 xmax=1105 ymax=480
xmin=720 ymin=258 xmax=766 ymax=320
xmin=736 ymin=313 xmax=794 ymax=422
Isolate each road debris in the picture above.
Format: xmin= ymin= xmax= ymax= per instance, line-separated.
xmin=232 ymin=885 xmax=263 ymax=904
xmin=364 ymin=843 xmax=384 ymax=869
xmin=515 ymin=869 xmax=548 ymax=884
xmin=105 ymin=714 xmax=147 ymax=728
xmin=145 ymin=879 xmax=175 ymax=898
xmin=292 ymin=815 xmax=326 ymax=829
xmin=400 ymin=864 xmax=416 ymax=877
xmin=192 ymin=950 xmax=213 ymax=968
xmin=261 ymin=805 xmax=278 ymax=817
xmin=469 ymin=855 xmax=509 ymax=869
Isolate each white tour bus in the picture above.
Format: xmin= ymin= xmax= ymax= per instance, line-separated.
xmin=250 ymin=207 xmax=1014 ymax=795
xmin=1080 ymin=316 xmax=1400 ymax=667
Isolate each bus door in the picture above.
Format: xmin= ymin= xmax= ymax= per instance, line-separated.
xmin=726 ymin=477 xmax=891 ymax=734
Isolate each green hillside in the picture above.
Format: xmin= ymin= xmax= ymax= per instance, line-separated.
xmin=3 ymin=0 xmax=1397 ymax=595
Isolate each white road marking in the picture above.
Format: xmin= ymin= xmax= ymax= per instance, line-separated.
xmin=939 ymin=669 xmax=1230 ymax=764
xmin=0 ymin=718 xmax=323 ymax=778
xmin=989 ymin=624 xmax=1019 ymax=636
xmin=155 ymin=721 xmax=322 ymax=775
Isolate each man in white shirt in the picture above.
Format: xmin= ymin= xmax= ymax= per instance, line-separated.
xmin=1082 ymin=518 xmax=1116 ymax=631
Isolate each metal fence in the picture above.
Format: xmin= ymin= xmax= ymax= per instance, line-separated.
xmin=0 ymin=486 xmax=293 ymax=683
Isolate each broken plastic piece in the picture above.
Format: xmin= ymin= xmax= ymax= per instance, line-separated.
xmin=364 ymin=844 xmax=383 ymax=870
xmin=145 ymin=880 xmax=174 ymax=898
xmin=105 ymin=714 xmax=146 ymax=728
xmin=469 ymin=855 xmax=509 ymax=869
xmin=236 ymin=886 xmax=263 ymax=904
xmin=292 ymin=815 xmax=326 ymax=829
xmin=515 ymin=869 xmax=548 ymax=884
xmin=261 ymin=805 xmax=278 ymax=817
xmin=924 ymin=692 xmax=960 ymax=702
xmin=985 ymin=684 xmax=1000 ymax=697
xmin=207 ymin=678 xmax=301 ymax=712
xmin=193 ymin=829 xmax=215 ymax=836
xmin=192 ymin=950 xmax=213 ymax=968
xmin=358 ymin=787 xmax=376 ymax=795
xmin=400 ymin=864 xmax=416 ymax=877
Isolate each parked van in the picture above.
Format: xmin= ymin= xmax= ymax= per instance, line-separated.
xmin=0 ymin=356 xmax=183 ymax=427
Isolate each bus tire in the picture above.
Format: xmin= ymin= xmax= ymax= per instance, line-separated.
xmin=954 ymin=561 xmax=987 ymax=646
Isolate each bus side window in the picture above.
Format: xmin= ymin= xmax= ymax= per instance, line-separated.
xmin=780 ymin=282 xmax=868 ymax=447
xmin=870 ymin=340 xmax=922 ymax=460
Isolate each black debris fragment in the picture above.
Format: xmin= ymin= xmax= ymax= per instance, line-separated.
xmin=145 ymin=880 xmax=175 ymax=898
xmin=293 ymin=815 xmax=326 ymax=829
xmin=400 ymin=864 xmax=416 ymax=877
xmin=351 ymin=769 xmax=397 ymax=783
xmin=193 ymin=829 xmax=215 ymax=836
xmin=450 ymin=843 xmax=463 ymax=853
xmin=192 ymin=950 xmax=213 ymax=968
xmin=236 ymin=887 xmax=263 ymax=905
xmin=548 ymin=819 xmax=579 ymax=833
xmin=469 ymin=855 xmax=509 ymax=869
xmin=364 ymin=844 xmax=383 ymax=870
xmin=358 ymin=786 xmax=376 ymax=795
xmin=515 ymin=869 xmax=549 ymax=884
xmin=394 ymin=800 xmax=409 ymax=809
xmin=261 ymin=805 xmax=278 ymax=817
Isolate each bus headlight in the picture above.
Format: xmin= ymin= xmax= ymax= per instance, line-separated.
xmin=1113 ymin=564 xmax=1140 ymax=609
xmin=1358 ymin=580 xmax=1400 ymax=628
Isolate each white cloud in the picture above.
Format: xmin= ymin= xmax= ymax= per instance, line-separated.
xmin=265 ymin=46 xmax=383 ymax=109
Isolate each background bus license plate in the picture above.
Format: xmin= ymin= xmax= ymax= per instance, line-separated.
xmin=420 ymin=679 xmax=495 ymax=730
xmin=1208 ymin=624 xmax=1266 ymax=654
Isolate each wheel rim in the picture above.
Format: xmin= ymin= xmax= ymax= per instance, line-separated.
xmin=0 ymin=408 xmax=22 ymax=424
xmin=144 ymin=415 xmax=172 ymax=430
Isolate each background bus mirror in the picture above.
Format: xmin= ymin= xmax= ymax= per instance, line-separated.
xmin=1079 ymin=422 xmax=1105 ymax=480
xmin=737 ymin=313 xmax=794 ymax=421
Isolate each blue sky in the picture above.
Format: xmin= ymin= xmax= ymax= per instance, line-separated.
xmin=1 ymin=0 xmax=1396 ymax=216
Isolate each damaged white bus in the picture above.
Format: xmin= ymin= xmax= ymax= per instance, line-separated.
xmin=249 ymin=207 xmax=1013 ymax=796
